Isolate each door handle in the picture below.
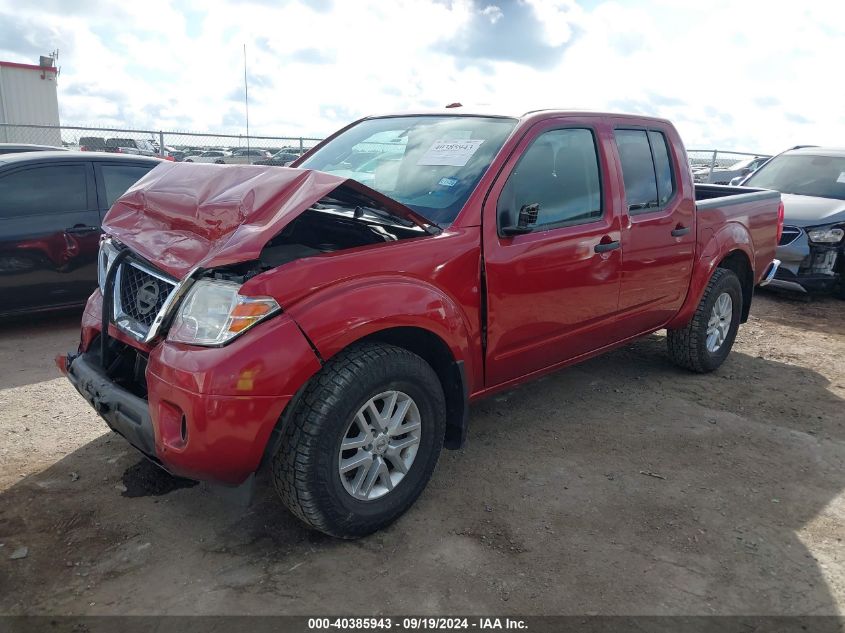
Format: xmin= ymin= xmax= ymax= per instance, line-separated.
xmin=66 ymin=225 xmax=99 ymax=234
xmin=594 ymin=240 xmax=621 ymax=253
xmin=671 ymin=226 xmax=690 ymax=237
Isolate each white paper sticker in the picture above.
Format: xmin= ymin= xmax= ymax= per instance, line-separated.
xmin=837 ymin=171 xmax=845 ymax=184
xmin=418 ymin=139 xmax=485 ymax=167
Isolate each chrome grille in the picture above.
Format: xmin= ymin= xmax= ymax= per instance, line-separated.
xmin=779 ymin=226 xmax=801 ymax=246
xmin=113 ymin=260 xmax=177 ymax=338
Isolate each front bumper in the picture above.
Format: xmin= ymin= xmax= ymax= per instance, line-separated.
xmin=63 ymin=290 xmax=323 ymax=484
xmin=773 ymin=230 xmax=843 ymax=293
xmin=66 ymin=351 xmax=157 ymax=458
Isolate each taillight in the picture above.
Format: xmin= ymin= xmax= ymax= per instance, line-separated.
xmin=776 ymin=201 xmax=784 ymax=244
xmin=80 ymin=146 xmax=90 ymax=151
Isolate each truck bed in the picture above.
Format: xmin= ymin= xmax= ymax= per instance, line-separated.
xmin=694 ymin=184 xmax=781 ymax=286
xmin=694 ymin=183 xmax=779 ymax=208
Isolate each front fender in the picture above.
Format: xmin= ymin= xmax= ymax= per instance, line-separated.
xmin=283 ymin=275 xmax=479 ymax=387
xmin=667 ymin=221 xmax=754 ymax=330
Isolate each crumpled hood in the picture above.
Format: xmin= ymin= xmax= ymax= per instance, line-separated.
xmin=103 ymin=162 xmax=433 ymax=279
xmin=781 ymin=193 xmax=845 ymax=227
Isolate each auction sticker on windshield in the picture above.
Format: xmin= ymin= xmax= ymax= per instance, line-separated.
xmin=418 ymin=139 xmax=485 ymax=167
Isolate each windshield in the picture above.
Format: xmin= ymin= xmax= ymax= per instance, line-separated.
xmin=298 ymin=115 xmax=517 ymax=225
xmin=744 ymin=154 xmax=845 ymax=200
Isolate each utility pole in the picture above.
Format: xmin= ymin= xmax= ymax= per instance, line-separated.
xmin=244 ymin=43 xmax=251 ymax=163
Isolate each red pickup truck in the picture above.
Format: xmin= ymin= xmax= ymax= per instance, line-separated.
xmin=61 ymin=110 xmax=782 ymax=537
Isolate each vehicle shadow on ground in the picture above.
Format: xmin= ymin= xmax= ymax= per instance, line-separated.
xmin=0 ymin=337 xmax=842 ymax=615
xmin=0 ymin=310 xmax=82 ymax=390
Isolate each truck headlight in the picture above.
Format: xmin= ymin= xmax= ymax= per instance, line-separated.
xmin=97 ymin=238 xmax=121 ymax=292
xmin=807 ymin=228 xmax=844 ymax=243
xmin=168 ymin=280 xmax=280 ymax=346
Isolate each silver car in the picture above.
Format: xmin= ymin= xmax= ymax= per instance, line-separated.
xmin=739 ymin=146 xmax=845 ymax=297
xmin=693 ymin=155 xmax=770 ymax=184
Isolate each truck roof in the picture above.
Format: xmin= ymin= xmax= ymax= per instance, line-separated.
xmin=362 ymin=107 xmax=673 ymax=126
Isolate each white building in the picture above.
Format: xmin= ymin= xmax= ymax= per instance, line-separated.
xmin=0 ymin=57 xmax=61 ymax=146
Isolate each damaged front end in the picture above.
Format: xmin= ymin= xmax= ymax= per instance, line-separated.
xmin=772 ymin=223 xmax=844 ymax=295
xmin=91 ymin=163 xmax=439 ymax=348
xmin=60 ymin=163 xmax=444 ymax=480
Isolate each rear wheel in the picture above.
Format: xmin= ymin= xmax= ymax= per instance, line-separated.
xmin=667 ymin=268 xmax=743 ymax=373
xmin=272 ymin=343 xmax=446 ymax=538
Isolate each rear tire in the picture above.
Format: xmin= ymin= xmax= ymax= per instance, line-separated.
xmin=272 ymin=343 xmax=446 ymax=538
xmin=667 ymin=268 xmax=743 ymax=373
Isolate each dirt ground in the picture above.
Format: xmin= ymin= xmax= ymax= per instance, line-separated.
xmin=0 ymin=291 xmax=842 ymax=616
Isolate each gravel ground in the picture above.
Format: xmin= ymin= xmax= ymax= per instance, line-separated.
xmin=0 ymin=291 xmax=842 ymax=615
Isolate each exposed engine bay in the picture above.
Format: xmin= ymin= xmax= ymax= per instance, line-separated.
xmin=258 ymin=190 xmax=429 ymax=268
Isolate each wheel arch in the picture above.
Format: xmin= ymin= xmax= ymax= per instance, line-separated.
xmin=717 ymin=249 xmax=754 ymax=323
xmin=355 ymin=326 xmax=469 ymax=450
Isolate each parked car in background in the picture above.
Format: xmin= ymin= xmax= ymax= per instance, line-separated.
xmin=254 ymin=149 xmax=300 ymax=166
xmin=62 ymin=109 xmax=781 ymax=538
xmin=105 ymin=138 xmax=158 ymax=156
xmin=0 ymin=152 xmax=159 ymax=317
xmin=79 ymin=137 xmax=108 ymax=152
xmin=184 ymin=150 xmax=230 ymax=164
xmin=0 ymin=143 xmax=67 ymax=155
xmin=693 ymin=155 xmax=770 ymax=184
xmin=739 ymin=146 xmax=845 ymax=297
xmin=221 ymin=148 xmax=273 ymax=164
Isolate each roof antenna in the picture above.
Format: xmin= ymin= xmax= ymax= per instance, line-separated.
xmin=243 ymin=43 xmax=251 ymax=162
xmin=445 ymin=102 xmax=462 ymax=108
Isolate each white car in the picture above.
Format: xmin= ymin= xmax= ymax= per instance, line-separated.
xmin=184 ymin=150 xmax=231 ymax=164
xmin=693 ymin=156 xmax=770 ymax=184
xmin=221 ymin=148 xmax=273 ymax=164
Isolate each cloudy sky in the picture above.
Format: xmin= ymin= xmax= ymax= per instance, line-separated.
xmin=0 ymin=0 xmax=842 ymax=153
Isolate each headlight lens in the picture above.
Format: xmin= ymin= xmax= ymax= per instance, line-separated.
xmin=807 ymin=228 xmax=844 ymax=243
xmin=97 ymin=238 xmax=121 ymax=292
xmin=168 ymin=280 xmax=280 ymax=346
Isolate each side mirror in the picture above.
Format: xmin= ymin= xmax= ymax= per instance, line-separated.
xmin=501 ymin=203 xmax=540 ymax=236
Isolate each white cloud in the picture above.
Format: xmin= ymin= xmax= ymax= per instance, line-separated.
xmin=0 ymin=0 xmax=842 ymax=152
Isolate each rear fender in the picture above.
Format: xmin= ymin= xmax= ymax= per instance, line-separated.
xmin=667 ymin=222 xmax=754 ymax=330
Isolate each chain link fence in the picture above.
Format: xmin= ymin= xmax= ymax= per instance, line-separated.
xmin=1 ymin=123 xmax=772 ymax=180
xmin=686 ymin=149 xmax=772 ymax=184
xmin=0 ymin=123 xmax=324 ymax=163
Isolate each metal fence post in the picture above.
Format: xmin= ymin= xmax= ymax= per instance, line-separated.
xmin=299 ymin=137 xmax=304 ymax=154
xmin=707 ymin=150 xmax=717 ymax=183
xmin=159 ymin=131 xmax=165 ymax=157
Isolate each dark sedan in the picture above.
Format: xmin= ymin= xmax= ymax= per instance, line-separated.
xmin=0 ymin=152 xmax=160 ymax=317
xmin=740 ymin=146 xmax=845 ymax=298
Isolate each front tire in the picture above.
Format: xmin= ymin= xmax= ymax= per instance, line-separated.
xmin=272 ymin=343 xmax=446 ymax=538
xmin=667 ymin=268 xmax=743 ymax=373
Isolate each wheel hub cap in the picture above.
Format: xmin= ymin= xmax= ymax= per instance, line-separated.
xmin=705 ymin=292 xmax=733 ymax=353
xmin=338 ymin=390 xmax=422 ymax=501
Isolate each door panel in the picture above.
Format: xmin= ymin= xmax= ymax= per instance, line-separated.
xmin=483 ymin=119 xmax=624 ymax=386
xmin=614 ymin=127 xmax=696 ymax=335
xmin=0 ymin=162 xmax=100 ymax=314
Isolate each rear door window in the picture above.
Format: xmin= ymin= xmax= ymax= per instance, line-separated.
xmin=614 ymin=130 xmax=659 ymax=213
xmin=99 ymin=163 xmax=155 ymax=207
xmin=0 ymin=165 xmax=88 ymax=218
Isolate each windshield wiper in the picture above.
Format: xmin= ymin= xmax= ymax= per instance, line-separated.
xmin=354 ymin=205 xmax=442 ymax=234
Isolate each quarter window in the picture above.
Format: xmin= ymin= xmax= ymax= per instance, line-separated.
xmin=498 ymin=128 xmax=602 ymax=231
xmin=0 ymin=165 xmax=88 ymax=218
xmin=649 ymin=131 xmax=675 ymax=206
